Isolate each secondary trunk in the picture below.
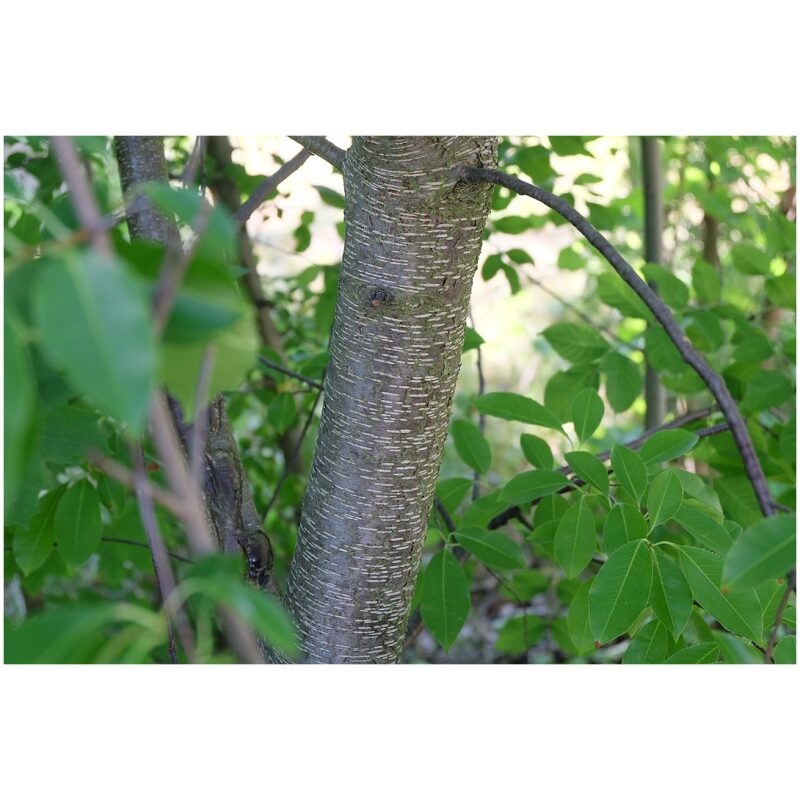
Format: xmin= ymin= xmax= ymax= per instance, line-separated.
xmin=282 ymin=136 xmax=496 ymax=663
xmin=114 ymin=136 xmax=272 ymax=587
xmin=641 ymin=136 xmax=667 ymax=429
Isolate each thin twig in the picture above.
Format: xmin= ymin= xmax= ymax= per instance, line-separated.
xmin=182 ymin=136 xmax=207 ymax=188
xmin=152 ymin=199 xmax=213 ymax=335
xmin=524 ymin=269 xmax=639 ymax=352
xmin=258 ymin=355 xmax=325 ymax=390
xmin=131 ymin=446 xmax=197 ymax=663
xmin=232 ymin=148 xmax=312 ymax=224
xmin=470 ymin=310 xmax=486 ymax=501
xmin=50 ymin=136 xmax=113 ymax=258
xmin=460 ymin=165 xmax=777 ymax=518
xmin=289 ymin=136 xmax=346 ymax=171
xmin=89 ymin=451 xmax=185 ymax=518
xmin=99 ymin=537 xmax=192 ymax=564
xmin=765 ymin=570 xmax=796 ymax=663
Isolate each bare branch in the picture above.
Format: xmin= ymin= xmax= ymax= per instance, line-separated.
xmin=258 ymin=355 xmax=325 ymax=390
xmin=289 ymin=136 xmax=346 ymax=171
xmin=765 ymin=570 xmax=796 ymax=663
xmin=131 ymin=446 xmax=197 ymax=663
xmin=182 ymin=136 xmax=207 ymax=188
xmin=50 ymin=136 xmax=113 ymax=258
xmin=152 ymin=198 xmax=213 ymax=335
xmin=89 ymin=451 xmax=185 ymax=517
xmin=232 ymin=148 xmax=312 ymax=224
xmin=460 ymin=165 xmax=776 ymax=518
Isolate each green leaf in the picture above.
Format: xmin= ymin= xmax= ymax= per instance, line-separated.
xmin=437 ymin=477 xmax=473 ymax=515
xmin=495 ymin=614 xmax=546 ymax=655
xmin=601 ymin=352 xmax=643 ymax=413
xmin=567 ymin=578 xmax=595 ymax=655
xmin=461 ymin=490 xmax=507 ymax=528
xmin=499 ymin=470 xmax=572 ymax=506
xmin=14 ymin=487 xmax=66 ymax=575
xmin=516 ymin=145 xmax=553 ymax=183
xmin=692 ymin=259 xmax=722 ymax=304
xmin=554 ymin=496 xmax=596 ymax=579
xmin=54 ymin=480 xmax=103 ymax=569
xmin=451 ymin=419 xmax=491 ymax=475
xmin=623 ymin=619 xmax=669 ymax=663
xmin=647 ymin=470 xmax=683 ymax=528
xmin=520 ymin=434 xmax=554 ymax=469
xmin=474 ymin=392 xmax=564 ymax=433
xmin=741 ymin=370 xmax=794 ymax=412
xmin=715 ymin=475 xmax=762 ymax=528
xmin=665 ymin=643 xmax=720 ymax=663
xmin=773 ymin=636 xmax=796 ymax=665
xmin=650 ymin=549 xmax=692 ymax=639
xmin=183 ymin=554 xmax=298 ymax=658
xmin=268 ymin=393 xmax=297 ymax=434
xmin=570 ymin=388 xmax=604 ymax=443
xmin=589 ymin=540 xmax=653 ymax=644
xmin=557 ymin=245 xmax=585 ymax=271
xmin=40 ymin=406 xmax=109 ymax=463
xmin=603 ymin=503 xmax=648 ymax=555
xmin=454 ymin=527 xmax=525 ymax=570
xmin=144 ymin=184 xmax=236 ymax=261
xmin=4 ymin=313 xmax=36 ymax=511
xmin=642 ymin=264 xmax=690 ymax=310
xmin=596 ymin=272 xmax=653 ymax=319
xmin=722 ymin=514 xmax=796 ymax=591
xmin=160 ymin=317 xmax=258 ymax=416
xmin=713 ymin=631 xmax=763 ymax=663
xmin=638 ymin=430 xmax=699 ymax=464
xmin=678 ymin=546 xmax=763 ymax=642
xmin=544 ymin=368 xmax=599 ymax=423
xmin=729 ymin=244 xmax=770 ymax=275
xmin=565 ymin=451 xmax=609 ymax=496
xmin=674 ymin=504 xmax=733 ymax=555
xmin=610 ymin=444 xmax=647 ymax=504
xmin=33 ymin=252 xmax=156 ymax=431
xmin=314 ymin=185 xmax=345 ymax=209
xmin=645 ymin=327 xmax=686 ymax=374
xmin=420 ymin=549 xmax=471 ymax=651
xmin=542 ymin=322 xmax=609 ymax=364
xmin=462 ymin=327 xmax=484 ymax=353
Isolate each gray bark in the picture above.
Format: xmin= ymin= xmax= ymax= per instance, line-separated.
xmin=282 ymin=137 xmax=497 ymax=663
xmin=641 ymin=136 xmax=667 ymax=429
xmin=114 ymin=136 xmax=272 ymax=587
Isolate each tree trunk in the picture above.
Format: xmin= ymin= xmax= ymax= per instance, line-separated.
xmin=641 ymin=136 xmax=667 ymax=429
xmin=114 ymin=136 xmax=273 ymax=587
xmin=281 ymin=136 xmax=496 ymax=663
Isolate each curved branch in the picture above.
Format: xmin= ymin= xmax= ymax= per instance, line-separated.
xmin=289 ymin=136 xmax=346 ymax=170
xmin=232 ymin=147 xmax=312 ymax=224
xmin=459 ymin=165 xmax=776 ymax=518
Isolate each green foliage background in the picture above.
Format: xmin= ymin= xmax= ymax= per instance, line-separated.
xmin=3 ymin=135 xmax=796 ymax=663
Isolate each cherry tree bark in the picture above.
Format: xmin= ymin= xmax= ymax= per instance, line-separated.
xmin=282 ymin=137 xmax=497 ymax=663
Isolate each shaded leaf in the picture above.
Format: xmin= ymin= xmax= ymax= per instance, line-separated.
xmin=451 ymin=419 xmax=491 ymax=475
xmin=421 ymin=550 xmax=471 ymax=651
xmin=554 ymin=497 xmax=596 ymax=579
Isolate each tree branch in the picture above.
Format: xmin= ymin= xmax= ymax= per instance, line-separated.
xmin=289 ymin=136 xmax=346 ymax=171
xmin=488 ymin=413 xmax=728 ymax=530
xmin=765 ymin=569 xmax=795 ymax=663
xmin=232 ymin=148 xmax=312 ymax=224
xmin=459 ymin=165 xmax=776 ymax=518
xmin=131 ymin=445 xmax=197 ymax=663
xmin=50 ymin=137 xmax=114 ymax=258
xmin=258 ymin=355 xmax=325 ymax=390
